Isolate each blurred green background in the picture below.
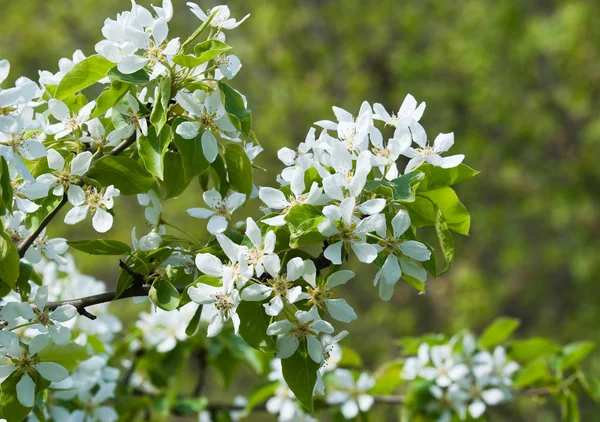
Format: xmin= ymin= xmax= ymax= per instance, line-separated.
xmin=2 ymin=0 xmax=600 ymax=419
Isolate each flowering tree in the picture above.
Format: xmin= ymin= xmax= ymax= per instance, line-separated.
xmin=0 ymin=2 xmax=597 ymax=421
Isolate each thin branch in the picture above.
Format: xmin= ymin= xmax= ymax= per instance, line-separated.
xmin=17 ymin=134 xmax=138 ymax=258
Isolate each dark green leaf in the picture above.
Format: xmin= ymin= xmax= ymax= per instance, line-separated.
xmin=172 ymin=119 xmax=210 ymax=180
xmin=159 ymin=151 xmax=191 ymax=199
xmin=0 ymin=230 xmax=19 ymax=289
xmin=237 ymin=300 xmax=277 ymax=353
xmin=87 ymin=155 xmax=156 ymax=195
xmin=219 ymin=82 xmax=252 ymax=137
xmin=0 ymin=373 xmax=33 ymax=421
xmin=185 ymin=305 xmax=203 ymax=336
xmin=364 ymin=170 xmax=424 ymax=202
xmin=0 ymin=157 xmax=13 ymax=215
xmin=67 ymin=239 xmax=131 ymax=255
xmin=138 ymin=125 xmax=172 ymax=180
xmin=55 ymin=54 xmax=115 ymax=99
xmin=281 ymin=344 xmax=320 ymax=412
xmin=16 ymin=261 xmax=33 ymax=301
xmin=224 ymin=143 xmax=253 ymax=195
xmin=107 ymin=66 xmax=149 ymax=84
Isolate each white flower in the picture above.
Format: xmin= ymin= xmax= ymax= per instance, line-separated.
xmin=195 ymin=233 xmax=252 ymax=290
xmin=187 ymin=4 xmax=250 ymax=30
xmin=369 ymin=125 xmax=411 ymax=180
xmin=466 ymin=378 xmax=507 ymax=419
xmin=24 ymin=228 xmax=68 ymax=265
xmin=137 ymin=189 xmax=163 ymax=226
xmin=23 ymin=285 xmax=78 ymax=344
xmin=106 ymin=94 xmax=148 ymax=143
xmin=64 ymin=185 xmax=120 ymax=233
xmin=318 ymin=196 xmax=379 ymax=265
xmin=244 ymin=217 xmax=276 ymax=277
xmin=326 ymin=369 xmax=375 ymax=420
xmin=187 ymin=189 xmax=246 ymax=234
xmin=374 ymin=209 xmax=430 ymax=300
xmin=241 ymin=256 xmax=307 ymax=316
xmin=214 ymin=54 xmax=242 ymax=80
xmin=0 ymin=331 xmax=69 ymax=407
xmin=373 ymin=94 xmax=425 ymax=128
xmin=419 ymin=345 xmax=469 ymax=388
xmin=259 ymin=170 xmax=326 ymax=227
xmin=175 ymin=91 xmax=238 ymax=162
xmin=0 ymin=108 xmax=45 ymax=181
xmin=299 ymin=269 xmax=357 ymax=323
xmin=136 ymin=303 xmax=198 ymax=352
xmin=322 ymin=148 xmax=372 ymax=201
xmin=473 ymin=346 xmax=519 ymax=386
xmin=266 ymin=384 xmax=299 ymax=422
xmin=403 ymin=122 xmax=464 ymax=172
xmin=401 ymin=343 xmax=431 ymax=380
xmin=428 ymin=384 xmax=469 ymax=422
xmin=46 ymin=99 xmax=95 ymax=139
xmin=12 ymin=179 xmax=49 ymax=213
xmin=37 ymin=149 xmax=92 ymax=196
xmin=266 ymin=306 xmax=334 ymax=363
xmin=188 ymin=283 xmax=240 ymax=337
xmin=38 ymin=50 xmax=86 ymax=86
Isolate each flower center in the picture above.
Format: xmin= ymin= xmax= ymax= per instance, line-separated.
xmin=307 ymin=285 xmax=332 ymax=307
xmin=269 ymin=275 xmax=292 ymax=297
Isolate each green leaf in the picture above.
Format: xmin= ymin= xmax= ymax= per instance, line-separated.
xmin=372 ymin=360 xmax=404 ymax=394
xmin=281 ymin=344 xmax=320 ymax=412
xmin=561 ymin=390 xmax=580 ymax=422
xmin=16 ymin=261 xmax=33 ymax=301
xmin=149 ymin=278 xmax=180 ymax=311
xmin=244 ymin=382 xmax=278 ymax=415
xmin=219 ymin=81 xmax=252 ymax=137
xmin=560 ymin=341 xmax=595 ymax=371
xmin=91 ymin=80 xmax=130 ymax=119
xmin=224 ymin=143 xmax=253 ymax=195
xmin=67 ymin=239 xmax=131 ymax=255
xmin=209 ymin=154 xmax=230 ymax=196
xmin=194 ymin=40 xmax=232 ymax=62
xmin=0 ymin=157 xmax=13 ymax=215
xmin=479 ymin=317 xmax=520 ymax=349
xmin=55 ymin=55 xmax=115 ymax=99
xmin=579 ymin=373 xmax=600 ymax=403
xmin=514 ymin=359 xmax=551 ymax=388
xmin=107 ymin=66 xmax=149 ymax=84
xmin=24 ymin=195 xmax=62 ymax=230
xmin=0 ymin=373 xmax=33 ymax=421
xmin=237 ymin=301 xmax=277 ymax=352
xmin=138 ymin=125 xmax=172 ymax=180
xmin=38 ymin=343 xmax=89 ymax=371
xmin=150 ymin=75 xmax=171 ymax=134
xmin=339 ymin=346 xmax=364 ymax=368
xmin=87 ymin=155 xmax=156 ymax=195
xmin=172 ymin=120 xmax=210 ymax=181
xmin=159 ymin=151 xmax=190 ymax=199
xmin=0 ymin=230 xmax=19 ymax=289
xmin=435 ymin=206 xmax=454 ymax=275
xmin=289 ymin=217 xmax=326 ymax=248
xmin=116 ymin=248 xmax=173 ymax=297
xmin=185 ymin=305 xmax=203 ymax=336
xmin=405 ymin=187 xmax=471 ymax=235
xmin=173 ymin=397 xmax=207 ymax=416
xmin=364 ymin=171 xmax=424 ymax=202
xmin=285 ymin=204 xmax=323 ymax=227
xmin=509 ymin=338 xmax=560 ymax=363
xmin=417 ymin=163 xmax=479 ymax=191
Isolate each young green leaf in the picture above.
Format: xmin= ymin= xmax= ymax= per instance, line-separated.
xmin=149 ymin=75 xmax=171 ymax=134
xmin=149 ymin=278 xmax=181 ymax=311
xmin=480 ymin=317 xmax=521 ymax=349
xmin=281 ymin=344 xmax=321 ymax=413
xmin=55 ymin=54 xmax=115 ymax=99
xmin=0 ymin=230 xmax=20 ymax=289
xmin=91 ymin=80 xmax=130 ymax=119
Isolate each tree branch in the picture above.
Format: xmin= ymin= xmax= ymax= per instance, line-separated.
xmin=17 ymin=134 xmax=138 ymax=258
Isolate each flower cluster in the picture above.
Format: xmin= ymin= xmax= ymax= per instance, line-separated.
xmin=402 ymin=334 xmax=519 ymax=421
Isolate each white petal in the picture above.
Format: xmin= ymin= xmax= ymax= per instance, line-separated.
xmin=92 ymin=207 xmax=114 ymax=233
xmin=481 ymin=388 xmax=505 ymax=405
xmin=29 ymin=334 xmax=49 ymax=355
xmin=64 ymin=205 xmax=89 ymax=225
xmin=351 ymin=242 xmax=378 ymax=263
xmin=399 ymin=240 xmax=431 ymax=261
xmin=433 ymin=132 xmax=454 ymax=153
xmin=195 ymin=253 xmax=223 ymax=277
xmin=241 ymin=284 xmax=271 ymax=301
xmin=70 ymin=151 xmax=93 ymax=176
xmin=258 ymin=187 xmax=289 ymax=209
xmin=48 ymin=99 xmax=70 ymax=121
xmin=325 ymin=299 xmax=357 ymax=323
xmin=117 ymin=55 xmax=149 ymax=74
xmin=201 ymin=130 xmax=218 ymax=163
xmin=326 ymin=270 xmax=355 ymax=289
xmin=357 ymin=198 xmax=386 ymax=215
xmin=49 ymin=305 xmax=77 ymax=322
xmin=207 ymin=215 xmax=228 ymax=234
xmin=186 ymin=207 xmax=214 ymax=219
xmin=286 ymin=257 xmax=305 ymax=281
xmin=277 ymin=335 xmax=299 ymax=359
xmin=307 ymin=335 xmax=323 ymax=363
xmin=35 ymin=362 xmax=69 ymax=382
xmin=441 ymin=154 xmax=465 ymax=168
xmin=175 ymin=121 xmax=201 ymax=139
xmin=46 ymin=149 xmax=65 ymax=171
xmin=341 ymin=399 xmax=359 ymax=420
xmin=324 ymin=241 xmax=343 ymax=265
xmin=16 ymin=374 xmax=35 ymax=407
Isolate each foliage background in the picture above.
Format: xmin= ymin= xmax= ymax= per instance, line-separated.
xmin=2 ymin=0 xmax=599 ymax=420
